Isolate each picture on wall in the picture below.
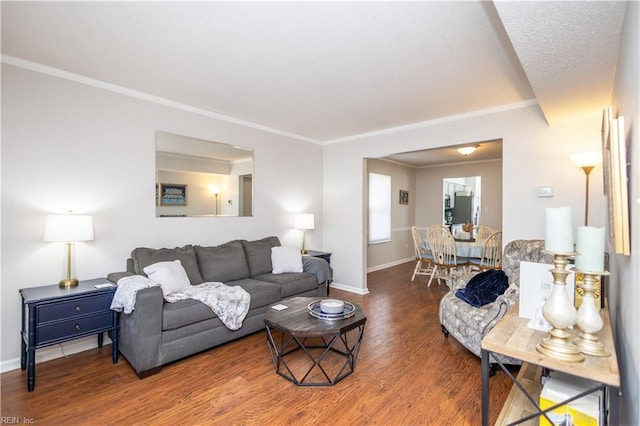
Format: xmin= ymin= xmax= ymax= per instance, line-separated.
xmin=399 ymin=190 xmax=409 ymax=205
xmin=602 ymin=107 xmax=630 ymax=255
xmin=160 ymin=183 xmax=188 ymax=206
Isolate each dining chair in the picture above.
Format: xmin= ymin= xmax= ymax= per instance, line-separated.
xmin=472 ymin=225 xmax=493 ymax=242
xmin=410 ymin=226 xmax=434 ymax=282
xmin=426 ymin=225 xmax=468 ymax=286
xmin=468 ymin=231 xmax=503 ymax=271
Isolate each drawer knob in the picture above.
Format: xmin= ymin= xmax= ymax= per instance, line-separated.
xmin=74 ymin=324 xmax=81 ymax=331
xmin=75 ymin=306 xmax=82 ymax=312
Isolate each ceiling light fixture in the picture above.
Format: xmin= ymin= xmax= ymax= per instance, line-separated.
xmin=456 ymin=145 xmax=479 ymax=156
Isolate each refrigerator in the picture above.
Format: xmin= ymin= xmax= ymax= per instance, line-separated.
xmin=452 ymin=193 xmax=474 ymax=224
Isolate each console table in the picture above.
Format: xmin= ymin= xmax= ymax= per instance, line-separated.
xmin=481 ymin=302 xmax=619 ymax=425
xmin=20 ymin=278 xmax=119 ymax=391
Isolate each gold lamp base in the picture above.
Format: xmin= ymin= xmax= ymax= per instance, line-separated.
xmin=536 ymin=329 xmax=585 ymax=363
xmin=59 ymin=278 xmax=79 ymax=288
xmin=574 ymin=333 xmax=610 ymax=357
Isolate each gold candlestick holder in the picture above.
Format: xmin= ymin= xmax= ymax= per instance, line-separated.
xmin=536 ymin=251 xmax=584 ymax=363
xmin=573 ymin=270 xmax=610 ymax=357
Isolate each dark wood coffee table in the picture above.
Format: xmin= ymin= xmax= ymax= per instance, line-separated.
xmin=264 ymin=296 xmax=366 ymax=386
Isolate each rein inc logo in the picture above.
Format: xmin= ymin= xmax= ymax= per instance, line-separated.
xmin=0 ymin=418 xmax=34 ymax=424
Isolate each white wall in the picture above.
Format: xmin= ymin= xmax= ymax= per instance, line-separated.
xmin=365 ymin=159 xmax=416 ymax=271
xmin=610 ymin=2 xmax=639 ymax=424
xmin=1 ymin=64 xmax=324 ymax=368
xmin=323 ymin=104 xmax=605 ymax=294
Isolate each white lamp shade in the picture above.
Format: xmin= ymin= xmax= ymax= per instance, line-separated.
xmin=570 ymin=152 xmax=603 ymax=168
xmin=294 ymin=213 xmax=315 ymax=230
xmin=44 ymin=214 xmax=94 ymax=242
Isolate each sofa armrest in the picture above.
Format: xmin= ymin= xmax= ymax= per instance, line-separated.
xmin=303 ymin=256 xmax=333 ymax=284
xmin=107 ymin=271 xmax=135 ymax=284
xmin=117 ymin=286 xmax=164 ymax=377
xmin=478 ymin=292 xmax=517 ymax=336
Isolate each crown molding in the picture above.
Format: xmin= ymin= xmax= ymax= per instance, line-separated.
xmin=1 ymin=54 xmax=321 ymax=145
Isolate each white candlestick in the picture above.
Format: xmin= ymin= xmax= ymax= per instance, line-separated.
xmin=545 ymin=207 xmax=574 ymax=252
xmin=575 ymin=226 xmax=605 ymax=272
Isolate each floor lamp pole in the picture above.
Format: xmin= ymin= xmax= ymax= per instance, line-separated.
xmin=582 ymin=165 xmax=595 ymax=226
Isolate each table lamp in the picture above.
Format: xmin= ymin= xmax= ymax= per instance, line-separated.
xmin=294 ymin=213 xmax=315 ymax=254
xmin=44 ymin=213 xmax=94 ymax=287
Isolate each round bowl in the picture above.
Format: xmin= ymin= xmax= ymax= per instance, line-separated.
xmin=320 ymin=299 xmax=345 ymax=314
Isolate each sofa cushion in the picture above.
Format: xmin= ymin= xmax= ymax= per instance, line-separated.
xmin=131 ymin=245 xmax=204 ymax=285
xmin=226 ymin=278 xmax=282 ymax=309
xmin=254 ymin=272 xmax=318 ymax=298
xmin=162 ymin=278 xmax=280 ymax=330
xmin=241 ymin=236 xmax=281 ymax=277
xmin=163 ymin=298 xmax=215 ymax=331
xmin=195 ymin=240 xmax=250 ymax=283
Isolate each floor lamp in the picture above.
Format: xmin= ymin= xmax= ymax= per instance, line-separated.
xmin=210 ymin=185 xmax=220 ymax=216
xmin=570 ymin=152 xmax=603 ymax=226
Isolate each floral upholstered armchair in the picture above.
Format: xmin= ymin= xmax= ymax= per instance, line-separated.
xmin=439 ymin=239 xmax=553 ymax=364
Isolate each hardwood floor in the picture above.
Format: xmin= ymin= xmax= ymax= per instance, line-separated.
xmin=1 ymin=261 xmax=516 ymax=425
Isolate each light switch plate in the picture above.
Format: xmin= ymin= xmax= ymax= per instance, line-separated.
xmin=537 ymin=186 xmax=554 ymax=198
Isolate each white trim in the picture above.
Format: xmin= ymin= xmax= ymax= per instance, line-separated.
xmin=325 ymin=99 xmax=539 ymax=145
xmin=329 ymin=282 xmax=370 ymax=295
xmin=1 ymin=54 xmax=321 ymax=145
xmin=1 ymin=55 xmax=539 ymax=147
xmin=367 ymin=257 xmax=413 ymax=273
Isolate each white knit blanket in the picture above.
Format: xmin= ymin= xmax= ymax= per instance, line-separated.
xmin=111 ymin=275 xmax=160 ymax=314
xmin=111 ymin=276 xmax=251 ymax=330
xmin=165 ymin=282 xmax=251 ymax=330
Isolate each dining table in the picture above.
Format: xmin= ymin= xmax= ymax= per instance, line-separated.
xmin=422 ymin=239 xmax=484 ymax=259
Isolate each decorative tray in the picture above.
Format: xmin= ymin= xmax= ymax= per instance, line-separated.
xmin=308 ymin=300 xmax=356 ymax=321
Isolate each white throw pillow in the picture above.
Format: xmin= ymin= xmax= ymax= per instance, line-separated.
xmin=143 ymin=260 xmax=191 ymax=297
xmin=271 ymin=246 xmax=303 ymax=274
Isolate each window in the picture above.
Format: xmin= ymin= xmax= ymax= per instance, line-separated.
xmin=369 ymin=172 xmax=391 ymax=244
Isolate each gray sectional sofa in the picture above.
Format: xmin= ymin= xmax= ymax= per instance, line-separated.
xmin=107 ymin=236 xmax=330 ymax=378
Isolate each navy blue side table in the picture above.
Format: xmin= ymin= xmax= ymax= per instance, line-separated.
xmin=20 ymin=278 xmax=119 ymax=391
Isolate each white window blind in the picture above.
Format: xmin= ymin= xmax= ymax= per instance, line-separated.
xmin=369 ymin=172 xmax=391 ymax=243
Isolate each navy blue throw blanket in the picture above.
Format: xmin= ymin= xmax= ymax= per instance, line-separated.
xmin=455 ymin=269 xmax=509 ymax=308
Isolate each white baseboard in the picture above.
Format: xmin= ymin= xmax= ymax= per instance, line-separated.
xmin=1 ymin=335 xmax=112 ymax=373
xmin=329 ymin=282 xmax=370 ymax=295
xmin=367 ymin=257 xmax=413 ymax=273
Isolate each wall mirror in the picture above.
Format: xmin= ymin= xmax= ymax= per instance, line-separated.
xmin=155 ymin=131 xmax=253 ymax=217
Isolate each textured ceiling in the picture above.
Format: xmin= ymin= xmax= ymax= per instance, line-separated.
xmin=1 ymin=1 xmax=627 ymax=158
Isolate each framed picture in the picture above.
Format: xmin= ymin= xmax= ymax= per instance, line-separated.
xmin=399 ymin=190 xmax=409 ymax=205
xmin=160 ymin=183 xmax=187 ymax=206
xmin=603 ymin=109 xmax=630 ymax=255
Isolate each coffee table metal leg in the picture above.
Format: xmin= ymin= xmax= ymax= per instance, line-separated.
xmin=265 ymin=323 xmax=366 ymax=386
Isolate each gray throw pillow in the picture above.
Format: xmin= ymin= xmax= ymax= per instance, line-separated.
xmin=131 ymin=245 xmax=204 ymax=285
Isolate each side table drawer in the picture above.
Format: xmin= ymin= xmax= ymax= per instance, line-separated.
xmin=37 ymin=293 xmax=112 ymax=323
xmin=37 ymin=312 xmax=113 ymax=344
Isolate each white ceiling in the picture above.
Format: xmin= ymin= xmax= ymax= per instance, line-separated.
xmin=1 ymin=1 xmax=627 ymax=164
